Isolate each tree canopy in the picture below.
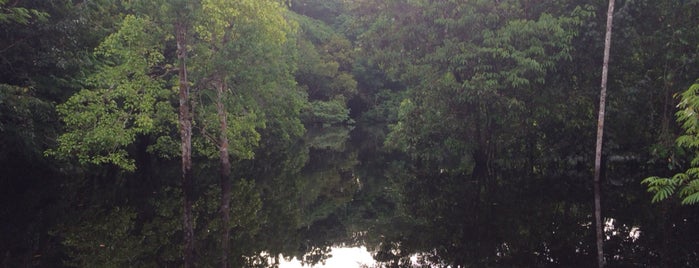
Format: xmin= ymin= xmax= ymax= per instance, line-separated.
xmin=2 ymin=0 xmax=699 ymax=267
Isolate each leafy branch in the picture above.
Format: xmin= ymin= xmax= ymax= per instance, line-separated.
xmin=644 ymin=80 xmax=699 ymax=205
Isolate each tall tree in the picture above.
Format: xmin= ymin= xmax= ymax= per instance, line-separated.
xmin=47 ymin=1 xmax=199 ymax=264
xmin=174 ymin=12 xmax=196 ymax=268
xmin=594 ymin=1 xmax=614 ymax=267
xmin=192 ymin=1 xmax=294 ymax=266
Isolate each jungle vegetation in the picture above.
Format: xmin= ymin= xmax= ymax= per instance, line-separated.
xmin=1 ymin=0 xmax=699 ymax=267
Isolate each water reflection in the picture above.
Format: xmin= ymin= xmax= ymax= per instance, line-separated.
xmin=280 ymin=247 xmax=375 ymax=268
xmin=47 ymin=122 xmax=699 ymax=267
xmin=282 ymin=123 xmax=699 ymax=267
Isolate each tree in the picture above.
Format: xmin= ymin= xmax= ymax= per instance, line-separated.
xmin=46 ymin=2 xmax=199 ymax=264
xmin=48 ymin=14 xmax=172 ymax=171
xmin=170 ymin=2 xmax=197 ymax=266
xmin=593 ymin=1 xmax=615 ymax=267
xmin=192 ymin=0 xmax=294 ymax=266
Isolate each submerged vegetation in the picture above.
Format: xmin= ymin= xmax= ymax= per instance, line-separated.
xmin=1 ymin=0 xmax=699 ymax=267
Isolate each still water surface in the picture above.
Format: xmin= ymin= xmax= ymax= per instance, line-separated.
xmin=280 ymin=247 xmax=375 ymax=268
xmin=275 ymin=124 xmax=699 ymax=267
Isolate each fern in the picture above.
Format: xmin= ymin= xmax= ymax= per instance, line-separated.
xmin=652 ymin=186 xmax=676 ymax=203
xmin=682 ymin=192 xmax=699 ymax=205
xmin=671 ymin=172 xmax=689 ymax=182
xmin=643 ymin=80 xmax=699 ymax=205
xmin=676 ymin=135 xmax=698 ymax=148
xmin=642 ymin=176 xmax=678 ymax=203
xmin=640 ymin=176 xmax=657 ymax=185
xmin=679 ymin=179 xmax=699 ymax=197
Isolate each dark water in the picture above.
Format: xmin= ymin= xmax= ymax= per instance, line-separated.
xmin=272 ymin=123 xmax=699 ymax=267
xmin=5 ymin=123 xmax=699 ymax=267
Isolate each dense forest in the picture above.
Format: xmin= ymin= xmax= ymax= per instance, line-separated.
xmin=1 ymin=0 xmax=699 ymax=267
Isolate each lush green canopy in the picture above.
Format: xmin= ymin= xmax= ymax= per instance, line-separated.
xmin=1 ymin=0 xmax=699 ymax=267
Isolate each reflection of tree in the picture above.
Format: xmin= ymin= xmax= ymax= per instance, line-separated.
xmin=54 ymin=119 xmax=699 ymax=267
xmin=207 ymin=123 xmax=361 ymax=266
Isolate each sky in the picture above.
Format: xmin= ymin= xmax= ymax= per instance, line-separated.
xmin=279 ymin=247 xmax=376 ymax=268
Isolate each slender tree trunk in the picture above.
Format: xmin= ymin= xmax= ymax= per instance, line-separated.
xmin=216 ymin=77 xmax=232 ymax=268
xmin=176 ymin=20 xmax=195 ymax=268
xmin=660 ymin=202 xmax=671 ymax=268
xmin=594 ymin=1 xmax=615 ymax=267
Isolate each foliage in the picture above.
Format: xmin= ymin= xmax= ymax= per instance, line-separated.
xmin=364 ymin=0 xmax=587 ymax=177
xmin=5 ymin=0 xmax=699 ymax=267
xmin=191 ymin=0 xmax=299 ymax=160
xmin=291 ymin=11 xmax=357 ymax=127
xmin=57 ymin=187 xmax=183 ymax=267
xmin=305 ymin=125 xmax=352 ymax=151
xmin=289 ymin=0 xmax=347 ymax=27
xmin=0 ymin=0 xmax=47 ymax=24
xmin=302 ymin=98 xmax=353 ymax=126
xmin=196 ymin=180 xmax=264 ymax=266
xmin=0 ymin=1 xmax=126 ymax=265
xmin=60 ymin=207 xmax=146 ymax=267
xmin=0 ymin=84 xmax=55 ymax=158
xmin=643 ymin=81 xmax=699 ymax=205
xmin=46 ymin=15 xmax=173 ymax=171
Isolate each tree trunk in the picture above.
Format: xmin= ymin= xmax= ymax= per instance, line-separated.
xmin=216 ymin=77 xmax=232 ymax=268
xmin=176 ymin=20 xmax=195 ymax=268
xmin=594 ymin=1 xmax=615 ymax=267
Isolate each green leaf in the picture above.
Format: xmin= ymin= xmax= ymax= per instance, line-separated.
xmin=682 ymin=192 xmax=699 ymax=205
